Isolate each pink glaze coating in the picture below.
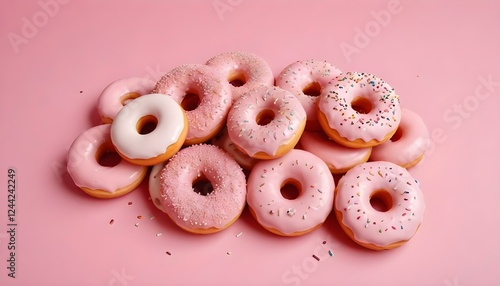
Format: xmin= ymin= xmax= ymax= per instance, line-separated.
xmin=159 ymin=144 xmax=246 ymax=232
xmin=226 ymin=86 xmax=306 ymax=158
xmin=97 ymin=77 xmax=156 ymax=123
xmin=318 ymin=72 xmax=402 ymax=142
xmin=67 ymin=124 xmax=147 ymax=193
xmin=370 ymin=109 xmax=429 ymax=167
xmin=206 ymin=51 xmax=274 ymax=102
xmin=335 ymin=161 xmax=425 ymax=248
xmin=276 ymin=59 xmax=342 ymax=130
xmin=247 ymin=149 xmax=335 ymax=235
xmin=298 ymin=131 xmax=372 ymax=174
xmin=153 ymin=64 xmax=232 ymax=144
xmin=211 ymin=127 xmax=259 ymax=170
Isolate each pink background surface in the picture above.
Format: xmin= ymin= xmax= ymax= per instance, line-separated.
xmin=1 ymin=0 xmax=499 ymax=285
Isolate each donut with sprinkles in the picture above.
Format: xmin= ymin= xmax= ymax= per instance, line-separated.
xmin=334 ymin=161 xmax=425 ymax=250
xmin=317 ymin=72 xmax=402 ymax=148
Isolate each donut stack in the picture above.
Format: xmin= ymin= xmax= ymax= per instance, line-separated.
xmin=67 ymin=51 xmax=428 ymax=250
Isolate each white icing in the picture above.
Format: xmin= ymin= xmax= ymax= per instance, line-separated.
xmin=110 ymin=93 xmax=185 ymax=159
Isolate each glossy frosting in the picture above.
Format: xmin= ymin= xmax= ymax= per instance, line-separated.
xmin=159 ymin=144 xmax=246 ymax=231
xmin=226 ymin=86 xmax=306 ymax=157
xmin=206 ymin=51 xmax=274 ymax=102
xmin=211 ymin=127 xmax=258 ymax=170
xmin=318 ymin=72 xmax=401 ymax=142
xmin=276 ymin=59 xmax=342 ymax=129
xmin=370 ymin=109 xmax=429 ymax=167
xmin=149 ymin=162 xmax=167 ymax=212
xmin=335 ymin=161 xmax=425 ymax=247
xmin=247 ymin=149 xmax=335 ymax=235
xmin=298 ymin=131 xmax=372 ymax=173
xmin=97 ymin=77 xmax=156 ymax=123
xmin=110 ymin=93 xmax=186 ymax=161
xmin=153 ymin=64 xmax=232 ymax=144
xmin=67 ymin=124 xmax=147 ymax=192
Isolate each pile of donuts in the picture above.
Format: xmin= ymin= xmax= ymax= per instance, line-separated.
xmin=66 ymin=51 xmax=429 ymax=250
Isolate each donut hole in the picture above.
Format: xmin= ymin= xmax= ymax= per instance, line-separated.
xmin=303 ymin=81 xmax=322 ymax=97
xmin=351 ymin=96 xmax=373 ymax=114
xmin=181 ymin=90 xmax=201 ymax=111
xmin=369 ymin=189 xmax=393 ymax=212
xmin=390 ymin=127 xmax=403 ymax=142
xmin=153 ymin=197 xmax=162 ymax=209
xmin=228 ymin=70 xmax=247 ymax=87
xmin=192 ymin=176 xmax=214 ymax=196
xmin=95 ymin=143 xmax=121 ymax=167
xmin=256 ymin=109 xmax=275 ymax=126
xmin=136 ymin=115 xmax=158 ymax=135
xmin=120 ymin=92 xmax=141 ymax=105
xmin=280 ymin=179 xmax=302 ymax=200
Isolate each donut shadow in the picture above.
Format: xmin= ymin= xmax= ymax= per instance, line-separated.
xmin=135 ymin=177 xmax=194 ymax=238
xmin=234 ymin=204 xmax=285 ymax=240
xmin=88 ymin=102 xmax=103 ymax=126
xmin=322 ymin=210 xmax=367 ymax=252
xmin=137 ymin=179 xmax=249 ymax=243
xmin=322 ymin=208 xmax=411 ymax=255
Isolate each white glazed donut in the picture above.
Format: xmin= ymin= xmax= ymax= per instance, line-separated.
xmin=97 ymin=77 xmax=156 ymax=124
xmin=206 ymin=51 xmax=274 ymax=102
xmin=110 ymin=93 xmax=188 ymax=166
xmin=276 ymin=59 xmax=342 ymax=131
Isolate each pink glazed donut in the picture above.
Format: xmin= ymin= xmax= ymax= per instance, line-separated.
xmin=370 ymin=109 xmax=429 ymax=169
xmin=226 ymin=86 xmax=307 ymax=159
xmin=211 ymin=127 xmax=259 ymax=170
xmin=206 ymin=51 xmax=274 ymax=102
xmin=153 ymin=64 xmax=232 ymax=145
xmin=246 ymin=149 xmax=335 ymax=236
xmin=67 ymin=124 xmax=148 ymax=199
xmin=334 ymin=161 xmax=425 ymax=250
xmin=276 ymin=59 xmax=342 ymax=131
xmin=317 ymin=72 xmax=402 ymax=148
xmin=159 ymin=144 xmax=247 ymax=234
xmin=298 ymin=131 xmax=372 ymax=174
xmin=97 ymin=77 xmax=156 ymax=124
